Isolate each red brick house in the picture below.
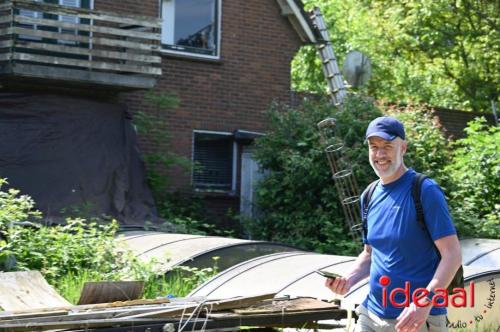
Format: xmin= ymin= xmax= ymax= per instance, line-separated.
xmin=120 ymin=0 xmax=319 ymax=223
xmin=0 ymin=0 xmax=317 ymax=225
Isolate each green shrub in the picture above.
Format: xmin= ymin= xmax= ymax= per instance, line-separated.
xmin=250 ymin=97 xmax=484 ymax=253
xmin=446 ymin=118 xmax=499 ymax=238
xmin=4 ymin=218 xmax=140 ymax=283
xmin=0 ymin=179 xmax=41 ymax=269
xmin=0 ymin=179 xmax=220 ymax=302
xmin=250 ymin=95 xmax=382 ymax=255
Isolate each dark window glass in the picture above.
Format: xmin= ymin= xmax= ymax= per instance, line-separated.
xmin=193 ymin=133 xmax=232 ymax=190
xmin=162 ymin=0 xmax=218 ymax=56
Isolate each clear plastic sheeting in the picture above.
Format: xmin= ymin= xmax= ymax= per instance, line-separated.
xmin=117 ymin=231 xmax=300 ymax=273
xmin=460 ymin=238 xmax=500 ymax=267
xmin=189 ymin=252 xmax=357 ymax=300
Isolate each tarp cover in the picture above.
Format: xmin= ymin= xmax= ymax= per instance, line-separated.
xmin=0 ymin=92 xmax=161 ymax=225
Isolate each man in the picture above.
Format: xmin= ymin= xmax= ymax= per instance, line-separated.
xmin=325 ymin=116 xmax=462 ymax=332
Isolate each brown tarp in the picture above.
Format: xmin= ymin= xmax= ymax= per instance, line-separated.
xmin=0 ymin=92 xmax=161 ymax=226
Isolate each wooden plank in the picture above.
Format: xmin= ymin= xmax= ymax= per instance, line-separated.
xmin=13 ymin=27 xmax=90 ymax=43
xmin=0 ymin=271 xmax=71 ymax=311
xmin=77 ymin=281 xmax=144 ymax=305
xmin=0 ymin=302 xmax=217 ymax=328
xmin=0 ymin=27 xmax=13 ymax=35
xmin=128 ymin=293 xmax=277 ymax=319
xmin=81 ymin=13 xmax=160 ymax=28
xmin=91 ymin=35 xmax=159 ymax=51
xmin=0 ymin=317 xmax=170 ymax=332
xmin=15 ymin=41 xmax=161 ymax=63
xmin=12 ymin=52 xmax=162 ymax=75
xmin=0 ymin=40 xmax=13 ymax=48
xmin=14 ymin=15 xmax=161 ymax=40
xmin=0 ymin=298 xmax=171 ymax=321
xmin=0 ymin=2 xmax=12 ymax=11
xmin=0 ymin=52 xmax=11 ymax=61
xmin=14 ymin=0 xmax=160 ymax=27
xmin=0 ymin=15 xmax=11 ymax=24
xmin=233 ymin=297 xmax=338 ymax=314
xmin=3 ymin=63 xmax=157 ymax=89
xmin=13 ymin=27 xmax=159 ymax=51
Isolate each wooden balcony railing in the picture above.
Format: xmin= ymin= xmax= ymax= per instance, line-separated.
xmin=0 ymin=0 xmax=162 ymax=89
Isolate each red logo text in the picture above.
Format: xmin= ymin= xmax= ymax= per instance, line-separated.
xmin=379 ymin=275 xmax=474 ymax=308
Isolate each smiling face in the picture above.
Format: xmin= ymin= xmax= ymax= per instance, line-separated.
xmin=368 ymin=136 xmax=407 ymax=184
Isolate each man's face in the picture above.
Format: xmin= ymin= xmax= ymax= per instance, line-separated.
xmin=368 ymin=136 xmax=407 ymax=180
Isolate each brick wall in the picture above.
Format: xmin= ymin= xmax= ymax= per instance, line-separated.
xmin=95 ymin=0 xmax=304 ymax=225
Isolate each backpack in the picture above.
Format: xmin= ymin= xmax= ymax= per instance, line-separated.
xmin=361 ymin=172 xmax=464 ymax=294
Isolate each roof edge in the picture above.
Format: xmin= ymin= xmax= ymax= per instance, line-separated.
xmin=276 ymin=0 xmax=317 ymax=44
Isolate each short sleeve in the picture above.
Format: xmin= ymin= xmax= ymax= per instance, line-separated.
xmin=420 ymin=179 xmax=457 ymax=241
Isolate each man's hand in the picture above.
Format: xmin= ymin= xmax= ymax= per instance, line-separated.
xmin=395 ymin=302 xmax=432 ymax=332
xmin=325 ymin=276 xmax=350 ymax=295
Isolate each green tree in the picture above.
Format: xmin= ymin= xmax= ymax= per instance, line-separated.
xmin=293 ymin=0 xmax=499 ymax=112
xmin=445 ymin=118 xmax=499 ymax=238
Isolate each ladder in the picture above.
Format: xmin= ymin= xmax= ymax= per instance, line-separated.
xmin=309 ymin=7 xmax=347 ymax=106
xmin=311 ymin=7 xmax=362 ymax=240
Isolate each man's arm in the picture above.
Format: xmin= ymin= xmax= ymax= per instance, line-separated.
xmin=325 ymin=244 xmax=372 ymax=295
xmin=427 ymin=234 xmax=462 ymax=292
xmin=396 ymin=234 xmax=462 ymax=332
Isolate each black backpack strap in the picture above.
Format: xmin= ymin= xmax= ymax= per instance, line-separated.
xmin=412 ymin=172 xmax=440 ymax=258
xmin=362 ymin=179 xmax=379 ymax=240
xmin=412 ymin=172 xmax=464 ymax=292
xmin=412 ymin=172 xmax=428 ymax=229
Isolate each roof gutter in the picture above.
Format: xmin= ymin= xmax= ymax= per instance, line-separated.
xmin=276 ymin=0 xmax=317 ymax=44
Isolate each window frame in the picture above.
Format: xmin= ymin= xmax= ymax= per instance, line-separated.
xmin=191 ymin=130 xmax=237 ymax=193
xmin=159 ymin=0 xmax=222 ymax=60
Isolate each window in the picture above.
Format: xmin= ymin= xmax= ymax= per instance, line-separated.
xmin=193 ymin=132 xmax=234 ymax=191
xmin=161 ymin=0 xmax=220 ymax=57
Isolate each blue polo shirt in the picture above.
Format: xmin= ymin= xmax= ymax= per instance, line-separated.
xmin=361 ymin=169 xmax=456 ymax=318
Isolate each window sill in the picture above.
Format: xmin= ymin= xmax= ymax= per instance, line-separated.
xmin=194 ymin=188 xmax=238 ymax=197
xmin=160 ymin=49 xmax=223 ymax=64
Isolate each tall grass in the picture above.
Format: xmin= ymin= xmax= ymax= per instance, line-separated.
xmin=55 ymin=262 xmax=219 ymax=304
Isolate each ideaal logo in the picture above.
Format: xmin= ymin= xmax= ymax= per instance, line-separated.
xmin=378 ymin=275 xmax=474 ymax=308
xmin=379 ymin=275 xmax=498 ymax=329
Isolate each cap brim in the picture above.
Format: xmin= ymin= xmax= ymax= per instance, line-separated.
xmin=366 ymin=132 xmax=397 ymax=141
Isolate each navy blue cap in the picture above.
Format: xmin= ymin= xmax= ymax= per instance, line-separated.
xmin=365 ymin=116 xmax=405 ymax=141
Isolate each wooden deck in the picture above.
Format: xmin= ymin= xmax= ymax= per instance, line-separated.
xmin=0 ymin=0 xmax=162 ymax=90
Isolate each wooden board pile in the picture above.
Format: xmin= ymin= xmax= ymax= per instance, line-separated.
xmin=0 ymin=271 xmax=347 ymax=331
xmin=0 ymin=294 xmax=346 ymax=331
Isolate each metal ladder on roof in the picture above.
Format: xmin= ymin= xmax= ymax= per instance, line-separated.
xmin=309 ymin=7 xmax=347 ymax=106
xmin=310 ymin=7 xmax=363 ymax=241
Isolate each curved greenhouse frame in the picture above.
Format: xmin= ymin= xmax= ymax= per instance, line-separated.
xmin=117 ymin=231 xmax=301 ymax=273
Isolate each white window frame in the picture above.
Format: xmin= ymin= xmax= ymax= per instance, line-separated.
xmin=191 ymin=130 xmax=236 ymax=193
xmin=159 ymin=0 xmax=222 ymax=60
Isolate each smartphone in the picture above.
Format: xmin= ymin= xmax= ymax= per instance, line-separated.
xmin=316 ymin=270 xmax=342 ymax=279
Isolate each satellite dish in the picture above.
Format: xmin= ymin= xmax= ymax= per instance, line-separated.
xmin=342 ymin=50 xmax=372 ymax=88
